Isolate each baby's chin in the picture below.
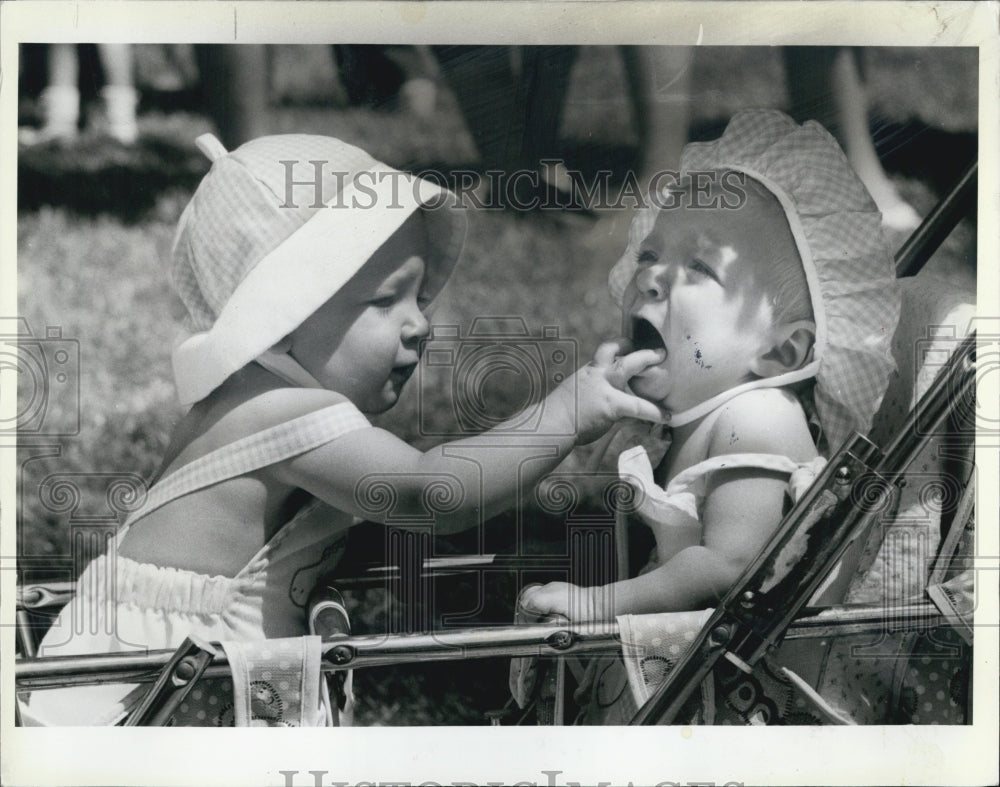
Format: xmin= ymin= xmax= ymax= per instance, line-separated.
xmin=627 ymin=371 xmax=670 ymax=409
xmin=358 ymin=380 xmax=405 ymax=415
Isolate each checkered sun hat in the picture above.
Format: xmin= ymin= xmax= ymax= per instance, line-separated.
xmin=609 ymin=109 xmax=901 ymax=455
xmin=170 ymin=133 xmax=466 ymax=405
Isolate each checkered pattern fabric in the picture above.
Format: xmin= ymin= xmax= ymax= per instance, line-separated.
xmin=122 ymin=401 xmax=370 ymax=529
xmin=175 ymin=136 xmax=360 ymax=331
xmin=170 ymin=134 xmax=466 ymax=403
xmin=609 ymin=110 xmax=900 ymax=454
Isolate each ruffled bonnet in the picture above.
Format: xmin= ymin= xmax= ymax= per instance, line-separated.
xmin=609 ymin=110 xmax=901 ymax=454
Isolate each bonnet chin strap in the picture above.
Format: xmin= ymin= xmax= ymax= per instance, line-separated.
xmin=664 ymin=359 xmax=821 ymax=428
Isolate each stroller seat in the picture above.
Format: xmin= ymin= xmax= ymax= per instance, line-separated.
xmin=581 ymin=269 xmax=977 ymax=725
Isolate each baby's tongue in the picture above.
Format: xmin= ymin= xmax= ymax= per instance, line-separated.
xmin=632 ymin=318 xmax=667 ymax=355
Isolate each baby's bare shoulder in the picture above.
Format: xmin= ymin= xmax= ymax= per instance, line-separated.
xmin=707 ymin=388 xmax=816 ymax=460
xmin=199 ymin=386 xmax=353 ymax=450
xmin=231 ymin=387 xmax=351 ymax=430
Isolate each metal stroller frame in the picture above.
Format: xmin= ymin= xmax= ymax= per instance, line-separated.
xmin=13 ymin=160 xmax=980 ymax=727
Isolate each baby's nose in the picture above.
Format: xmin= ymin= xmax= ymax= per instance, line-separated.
xmin=635 ymin=262 xmax=672 ymax=300
xmin=402 ymin=309 xmax=430 ymax=343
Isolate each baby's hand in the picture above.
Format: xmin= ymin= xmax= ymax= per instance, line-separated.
xmin=520 ymin=582 xmax=576 ymax=620
xmin=520 ymin=581 xmax=602 ymax=622
xmin=563 ymin=338 xmax=668 ymax=444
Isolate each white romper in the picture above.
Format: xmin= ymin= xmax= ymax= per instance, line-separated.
xmin=22 ymin=401 xmax=370 ymax=726
xmin=572 ymin=445 xmax=827 ymax=724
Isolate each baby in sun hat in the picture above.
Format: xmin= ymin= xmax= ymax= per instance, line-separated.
xmin=23 ymin=132 xmax=668 ymax=727
xmin=519 ymin=109 xmax=901 ymax=623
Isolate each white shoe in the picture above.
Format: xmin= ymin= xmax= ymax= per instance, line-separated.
xmin=21 ymin=85 xmax=79 ymax=145
xmin=878 ymin=198 xmax=922 ymax=233
xmin=101 ymin=85 xmax=139 ymax=145
xmin=399 ymin=77 xmax=437 ymax=120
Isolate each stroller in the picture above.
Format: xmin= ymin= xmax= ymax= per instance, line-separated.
xmin=14 ymin=160 xmax=983 ymax=729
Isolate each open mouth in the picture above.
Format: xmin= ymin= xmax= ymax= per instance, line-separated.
xmin=630 ymin=317 xmax=667 ymax=355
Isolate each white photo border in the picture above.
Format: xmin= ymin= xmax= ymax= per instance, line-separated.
xmin=1 ymin=2 xmax=997 ymax=786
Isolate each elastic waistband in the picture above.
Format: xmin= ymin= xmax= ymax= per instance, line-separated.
xmin=76 ymin=555 xmax=254 ymax=616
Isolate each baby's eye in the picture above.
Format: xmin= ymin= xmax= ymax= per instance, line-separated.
xmin=370 ymin=294 xmax=398 ymax=310
xmin=686 ymin=258 xmax=717 ymax=280
xmin=636 ymin=249 xmax=658 ymax=264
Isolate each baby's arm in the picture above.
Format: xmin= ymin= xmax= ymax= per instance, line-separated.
xmin=271 ymin=341 xmax=667 ymax=533
xmin=523 ymin=388 xmax=817 ymax=618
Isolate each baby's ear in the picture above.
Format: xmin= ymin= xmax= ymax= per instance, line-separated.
xmin=751 ymin=320 xmax=815 ymax=378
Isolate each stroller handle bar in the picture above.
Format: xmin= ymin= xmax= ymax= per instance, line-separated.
xmin=16 ymin=602 xmax=948 ymax=691
xmin=895 ymin=159 xmax=977 ymax=278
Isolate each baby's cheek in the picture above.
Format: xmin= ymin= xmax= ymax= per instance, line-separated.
xmin=692 ymin=345 xmax=713 ymax=370
xmin=619 ymin=291 xmax=638 ymax=331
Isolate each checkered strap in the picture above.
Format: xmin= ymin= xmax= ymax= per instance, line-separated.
xmin=123 ymin=402 xmax=370 ymax=528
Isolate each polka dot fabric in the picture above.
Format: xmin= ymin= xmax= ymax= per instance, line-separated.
xmin=220 ymin=636 xmax=330 ymax=726
xmin=893 ymin=628 xmax=969 ymax=724
xmin=618 ymin=614 xmax=845 ymax=725
xmin=807 ymin=273 xmax=974 ymax=724
xmin=167 ymin=678 xmax=235 ymax=727
xmin=846 ymin=275 xmax=975 ymax=605
xmin=167 ymin=637 xmax=335 ymax=727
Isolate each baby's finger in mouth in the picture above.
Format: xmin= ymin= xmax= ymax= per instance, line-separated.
xmin=593 ymin=337 xmax=632 ymax=366
xmin=619 ymin=348 xmax=667 ymax=377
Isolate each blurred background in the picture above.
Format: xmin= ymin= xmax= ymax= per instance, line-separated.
xmin=15 ymin=44 xmax=977 ymax=724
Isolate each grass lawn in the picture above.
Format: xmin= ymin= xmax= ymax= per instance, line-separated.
xmin=15 ymin=44 xmax=977 ymax=725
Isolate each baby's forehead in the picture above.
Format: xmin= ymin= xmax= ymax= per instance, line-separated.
xmin=646 ymin=190 xmax=783 ymax=250
xmin=350 ymin=249 xmax=426 ymax=293
xmin=353 ymin=211 xmax=428 ymax=272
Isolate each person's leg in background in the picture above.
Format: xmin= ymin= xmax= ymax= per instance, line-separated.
xmin=195 ymin=45 xmax=270 ymax=149
xmin=622 ymin=46 xmax=692 ymax=180
xmin=434 ymin=45 xmax=521 ymax=175
xmin=332 ymin=45 xmax=438 ymax=119
xmin=32 ymin=44 xmax=80 ymax=143
xmin=332 ymin=45 xmax=407 ymax=108
xmin=517 ymin=46 xmax=577 ymax=197
xmin=785 ymin=46 xmax=920 ymax=231
xmin=22 ymin=44 xmax=140 ymax=146
xmin=97 ymin=44 xmax=139 ymax=144
xmin=582 ymin=46 xmax=692 ymax=272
